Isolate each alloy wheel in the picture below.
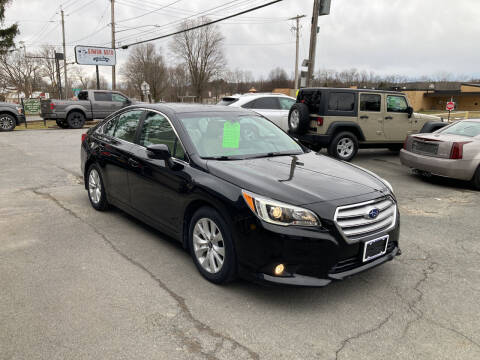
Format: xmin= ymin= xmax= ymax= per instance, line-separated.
xmin=290 ymin=109 xmax=300 ymax=129
xmin=337 ymin=138 xmax=354 ymax=158
xmin=70 ymin=113 xmax=83 ymax=128
xmin=192 ymin=218 xmax=225 ymax=274
xmin=0 ymin=116 xmax=14 ymax=130
xmin=88 ymin=169 xmax=102 ymax=205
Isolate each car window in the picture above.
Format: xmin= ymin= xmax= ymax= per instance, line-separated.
xmin=360 ymin=94 xmax=381 ymax=112
xmin=328 ymin=93 xmax=355 ymax=111
xmin=78 ymin=91 xmax=88 ymax=101
xmin=440 ymin=121 xmax=480 ymax=137
xmin=387 ymin=96 xmax=408 ymax=112
xmin=139 ymin=111 xmax=186 ymax=160
xmin=250 ymin=97 xmax=281 ymax=110
xmin=178 ymin=112 xmax=303 ymax=159
xmin=278 ymin=97 xmax=296 ymax=110
xmin=103 ymin=116 xmax=117 ymax=136
xmin=113 ymin=110 xmax=143 ymax=142
xmin=112 ymin=93 xmax=127 ymax=102
xmin=241 ymin=100 xmax=256 ymax=109
xmin=94 ymin=92 xmax=112 ymax=102
xmin=218 ymin=98 xmax=239 ymax=106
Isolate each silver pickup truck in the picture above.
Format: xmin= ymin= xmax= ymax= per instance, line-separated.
xmin=0 ymin=102 xmax=26 ymax=132
xmin=40 ymin=90 xmax=134 ymax=129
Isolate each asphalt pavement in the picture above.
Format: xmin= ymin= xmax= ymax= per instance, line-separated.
xmin=1 ymin=128 xmax=479 ymax=360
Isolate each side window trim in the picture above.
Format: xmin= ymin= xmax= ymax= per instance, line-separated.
xmin=136 ymin=109 xmax=189 ymax=163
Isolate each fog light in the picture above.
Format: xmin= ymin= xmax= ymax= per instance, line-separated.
xmin=274 ymin=264 xmax=285 ymax=276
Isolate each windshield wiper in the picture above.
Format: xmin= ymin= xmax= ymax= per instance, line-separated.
xmin=245 ymin=151 xmax=303 ymax=159
xmin=202 ymin=156 xmax=241 ymax=161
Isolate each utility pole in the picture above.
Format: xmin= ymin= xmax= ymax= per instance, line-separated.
xmin=111 ymin=0 xmax=116 ymax=90
xmin=289 ymin=15 xmax=306 ymax=91
xmin=61 ymin=7 xmax=68 ymax=99
xmin=306 ymin=0 xmax=320 ymax=87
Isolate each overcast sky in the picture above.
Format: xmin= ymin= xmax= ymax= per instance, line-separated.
xmin=4 ymin=0 xmax=480 ymax=82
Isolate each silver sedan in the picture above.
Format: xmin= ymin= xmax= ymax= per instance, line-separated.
xmin=400 ymin=119 xmax=480 ymax=189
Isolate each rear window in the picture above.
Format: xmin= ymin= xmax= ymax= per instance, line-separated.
xmin=218 ymin=98 xmax=239 ymax=106
xmin=328 ymin=93 xmax=355 ymax=111
xmin=360 ymin=94 xmax=381 ymax=112
xmin=94 ymin=92 xmax=112 ymax=102
xmin=440 ymin=121 xmax=480 ymax=137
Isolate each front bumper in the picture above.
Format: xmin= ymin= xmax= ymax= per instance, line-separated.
xmin=400 ymin=149 xmax=477 ymax=181
xmin=16 ymin=114 xmax=26 ymax=124
xmin=235 ymin=212 xmax=400 ymax=287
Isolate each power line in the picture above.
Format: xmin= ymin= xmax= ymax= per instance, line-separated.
xmin=114 ymin=0 xmax=260 ymax=45
xmin=120 ymin=0 xmax=284 ymax=49
xmin=116 ymin=0 xmax=183 ymax=23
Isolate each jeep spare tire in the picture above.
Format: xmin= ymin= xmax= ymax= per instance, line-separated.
xmin=288 ymin=103 xmax=310 ymax=134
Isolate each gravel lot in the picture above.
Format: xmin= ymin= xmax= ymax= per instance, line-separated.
xmin=1 ymin=128 xmax=479 ymax=360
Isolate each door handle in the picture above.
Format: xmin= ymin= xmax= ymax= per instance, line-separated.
xmin=128 ymin=158 xmax=140 ymax=168
xmin=360 ymin=115 xmax=369 ymax=119
xmin=385 ymin=116 xmax=393 ymax=120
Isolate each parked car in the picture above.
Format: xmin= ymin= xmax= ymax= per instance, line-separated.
xmin=218 ymin=93 xmax=296 ymax=131
xmin=0 ymin=102 xmax=26 ymax=132
xmin=400 ymin=119 xmax=480 ymax=189
xmin=288 ymin=88 xmax=447 ymax=161
xmin=81 ymin=104 xmax=400 ymax=286
xmin=40 ymin=90 xmax=134 ymax=129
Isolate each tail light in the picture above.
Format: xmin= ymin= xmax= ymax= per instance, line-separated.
xmin=50 ymin=102 xmax=55 ymax=110
xmin=403 ymin=137 xmax=408 ymax=149
xmin=316 ymin=117 xmax=324 ymax=126
xmin=450 ymin=141 xmax=471 ymax=159
xmin=81 ymin=134 xmax=87 ymax=143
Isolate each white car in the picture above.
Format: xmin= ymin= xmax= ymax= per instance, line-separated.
xmin=218 ymin=93 xmax=296 ymax=131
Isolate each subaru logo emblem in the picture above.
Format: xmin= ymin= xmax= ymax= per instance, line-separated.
xmin=368 ymin=208 xmax=380 ymax=219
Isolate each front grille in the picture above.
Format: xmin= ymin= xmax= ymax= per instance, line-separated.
xmin=334 ymin=197 xmax=397 ymax=242
xmin=329 ymin=241 xmax=396 ymax=274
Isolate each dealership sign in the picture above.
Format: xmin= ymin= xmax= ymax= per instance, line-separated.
xmin=75 ymin=45 xmax=116 ymax=66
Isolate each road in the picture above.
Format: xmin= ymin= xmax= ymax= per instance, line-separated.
xmin=1 ymin=128 xmax=479 ymax=360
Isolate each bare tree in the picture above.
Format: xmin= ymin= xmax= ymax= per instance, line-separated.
xmin=0 ymin=50 xmax=39 ymax=97
xmin=267 ymin=67 xmax=291 ymax=89
xmin=70 ymin=66 xmax=91 ymax=89
xmin=122 ymin=43 xmax=168 ymax=102
xmin=170 ymin=18 xmax=225 ymax=102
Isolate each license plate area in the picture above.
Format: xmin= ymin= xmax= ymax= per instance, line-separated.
xmin=412 ymin=140 xmax=439 ymax=155
xmin=363 ymin=235 xmax=389 ymax=262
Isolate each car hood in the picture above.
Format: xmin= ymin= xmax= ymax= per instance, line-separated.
xmin=206 ymin=152 xmax=387 ymax=206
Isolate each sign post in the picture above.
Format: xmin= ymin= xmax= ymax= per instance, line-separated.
xmin=446 ymin=101 xmax=455 ymax=122
xmin=75 ymin=45 xmax=116 ymax=90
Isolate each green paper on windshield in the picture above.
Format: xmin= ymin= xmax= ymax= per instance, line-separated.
xmin=222 ymin=122 xmax=240 ymax=148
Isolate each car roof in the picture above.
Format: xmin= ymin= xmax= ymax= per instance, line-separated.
xmin=129 ymin=103 xmax=255 ymax=115
xmin=300 ymin=87 xmax=405 ymax=95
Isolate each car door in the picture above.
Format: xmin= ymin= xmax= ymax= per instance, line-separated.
xmin=384 ymin=95 xmax=412 ymax=141
xmin=98 ymin=109 xmax=144 ymax=206
xmin=128 ymin=111 xmax=191 ymax=234
xmin=358 ymin=93 xmax=386 ymax=141
xmin=243 ymin=97 xmax=285 ymax=129
xmin=93 ymin=92 xmax=113 ymax=118
xmin=277 ymin=97 xmax=296 ymax=131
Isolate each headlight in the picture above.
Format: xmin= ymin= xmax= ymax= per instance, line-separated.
xmin=242 ymin=190 xmax=321 ymax=227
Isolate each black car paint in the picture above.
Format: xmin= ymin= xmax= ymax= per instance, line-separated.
xmin=81 ymin=104 xmax=400 ymax=286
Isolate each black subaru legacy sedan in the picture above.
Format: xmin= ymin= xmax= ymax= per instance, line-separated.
xmin=81 ymin=104 xmax=400 ymax=286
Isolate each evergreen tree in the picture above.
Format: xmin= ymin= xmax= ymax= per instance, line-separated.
xmin=0 ymin=0 xmax=18 ymax=53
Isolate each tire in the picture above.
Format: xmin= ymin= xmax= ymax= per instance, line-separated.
xmin=420 ymin=121 xmax=448 ymax=133
xmin=86 ymin=164 xmax=109 ymax=211
xmin=472 ymin=166 xmax=480 ymax=190
xmin=327 ymin=131 xmax=359 ymax=161
xmin=188 ymin=207 xmax=237 ymax=284
xmin=288 ymin=103 xmax=310 ymax=134
xmin=56 ymin=119 xmax=69 ymax=129
xmin=66 ymin=111 xmax=86 ymax=129
xmin=0 ymin=113 xmax=16 ymax=132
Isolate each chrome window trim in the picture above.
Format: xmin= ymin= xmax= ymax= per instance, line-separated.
xmin=334 ymin=197 xmax=397 ymax=244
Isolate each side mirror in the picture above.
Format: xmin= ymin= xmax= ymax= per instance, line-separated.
xmin=147 ymin=144 xmax=174 ymax=167
xmin=407 ymin=106 xmax=414 ymax=118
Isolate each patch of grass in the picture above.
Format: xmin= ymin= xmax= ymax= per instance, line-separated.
xmin=15 ymin=120 xmax=99 ymax=131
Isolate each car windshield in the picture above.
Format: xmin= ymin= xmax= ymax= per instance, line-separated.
xmin=178 ymin=112 xmax=304 ymax=159
xmin=440 ymin=121 xmax=480 ymax=137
